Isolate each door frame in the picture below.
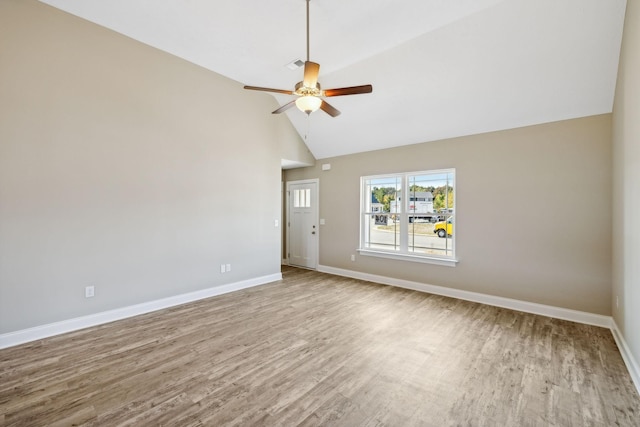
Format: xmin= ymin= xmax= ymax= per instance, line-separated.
xmin=285 ymin=178 xmax=319 ymax=269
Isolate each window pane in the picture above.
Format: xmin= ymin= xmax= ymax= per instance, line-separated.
xmin=304 ymin=189 xmax=311 ymax=207
xmin=364 ymin=176 xmax=400 ymax=214
xmin=363 ymin=176 xmax=401 ymax=252
xmin=407 ymin=171 xmax=454 ymax=256
xmin=408 ymin=214 xmax=454 ymax=256
xmin=363 ymin=213 xmax=400 ymax=251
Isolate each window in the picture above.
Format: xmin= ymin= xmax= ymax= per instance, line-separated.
xmin=293 ymin=188 xmax=311 ymax=208
xmin=359 ymin=169 xmax=456 ymax=266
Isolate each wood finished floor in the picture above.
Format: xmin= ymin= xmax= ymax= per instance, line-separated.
xmin=1 ymin=266 xmax=639 ymax=426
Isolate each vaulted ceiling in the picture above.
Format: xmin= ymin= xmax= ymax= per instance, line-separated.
xmin=40 ymin=0 xmax=627 ymax=159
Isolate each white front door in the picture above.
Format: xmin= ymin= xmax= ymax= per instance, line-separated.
xmin=287 ymin=180 xmax=318 ymax=269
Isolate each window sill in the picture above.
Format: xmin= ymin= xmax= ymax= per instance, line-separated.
xmin=357 ymin=249 xmax=458 ymax=267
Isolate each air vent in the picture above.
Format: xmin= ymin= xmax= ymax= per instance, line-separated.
xmin=285 ymin=59 xmax=305 ymax=70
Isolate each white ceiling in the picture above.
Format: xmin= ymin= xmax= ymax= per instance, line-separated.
xmin=40 ymin=0 xmax=627 ymax=159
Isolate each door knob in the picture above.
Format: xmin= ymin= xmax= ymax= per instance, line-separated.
xmin=312 ymin=231 xmax=316 ymax=234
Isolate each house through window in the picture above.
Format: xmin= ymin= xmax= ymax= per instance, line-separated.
xmin=359 ymin=169 xmax=456 ymax=265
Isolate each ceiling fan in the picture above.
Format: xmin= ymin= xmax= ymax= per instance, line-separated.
xmin=243 ymin=0 xmax=373 ymax=117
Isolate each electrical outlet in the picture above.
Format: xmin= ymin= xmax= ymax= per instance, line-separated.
xmin=226 ymin=264 xmax=231 ymax=272
xmin=616 ymin=295 xmax=619 ymax=308
xmin=351 ymin=254 xmax=355 ymax=262
xmin=85 ymin=285 xmax=95 ymax=298
xmin=220 ymin=264 xmax=226 ymax=273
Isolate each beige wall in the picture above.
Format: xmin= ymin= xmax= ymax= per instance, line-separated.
xmin=279 ymin=121 xmax=315 ymax=167
xmin=0 ymin=0 xmax=309 ymax=333
xmin=286 ymin=115 xmax=612 ymax=315
xmin=613 ymin=0 xmax=640 ymax=368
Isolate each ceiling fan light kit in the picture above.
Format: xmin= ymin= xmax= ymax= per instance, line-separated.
xmin=296 ymin=95 xmax=322 ymax=114
xmin=243 ymin=0 xmax=372 ymax=117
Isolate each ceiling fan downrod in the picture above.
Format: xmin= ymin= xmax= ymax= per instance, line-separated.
xmin=306 ymin=0 xmax=311 ymax=62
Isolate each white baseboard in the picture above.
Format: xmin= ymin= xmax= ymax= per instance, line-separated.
xmin=611 ymin=320 xmax=640 ymax=395
xmin=0 ymin=273 xmax=282 ymax=350
xmin=317 ymin=265 xmax=611 ymax=328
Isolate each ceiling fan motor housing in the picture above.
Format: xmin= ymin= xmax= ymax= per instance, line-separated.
xmin=294 ymin=81 xmax=322 ymax=97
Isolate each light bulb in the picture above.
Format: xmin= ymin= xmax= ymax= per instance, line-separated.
xmin=295 ymin=96 xmax=322 ymax=114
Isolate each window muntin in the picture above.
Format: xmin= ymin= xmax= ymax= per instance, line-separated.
xmin=361 ymin=169 xmax=455 ymax=261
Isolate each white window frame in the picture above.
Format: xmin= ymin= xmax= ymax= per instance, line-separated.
xmin=358 ymin=169 xmax=458 ymax=267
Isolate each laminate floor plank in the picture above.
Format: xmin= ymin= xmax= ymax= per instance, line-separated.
xmin=1 ymin=266 xmax=639 ymax=426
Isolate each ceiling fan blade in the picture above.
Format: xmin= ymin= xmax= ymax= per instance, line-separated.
xmin=320 ymin=100 xmax=341 ymax=117
xmin=303 ymin=61 xmax=320 ymax=88
xmin=272 ymin=100 xmax=297 ymax=114
xmin=244 ymin=85 xmax=294 ymax=95
xmin=324 ymin=85 xmax=373 ymax=97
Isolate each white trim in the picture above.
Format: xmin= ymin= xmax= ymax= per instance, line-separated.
xmin=0 ymin=273 xmax=282 ymax=350
xmin=611 ymin=320 xmax=640 ymax=395
xmin=358 ymin=249 xmax=458 ymax=267
xmin=317 ymin=265 xmax=611 ymax=328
